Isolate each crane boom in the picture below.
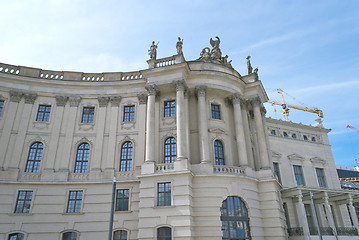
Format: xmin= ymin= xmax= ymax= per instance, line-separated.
xmin=347 ymin=125 xmax=359 ymax=132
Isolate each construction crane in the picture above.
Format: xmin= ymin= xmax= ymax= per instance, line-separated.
xmin=267 ymin=89 xmax=324 ymax=121
xmin=347 ymin=125 xmax=359 ymax=132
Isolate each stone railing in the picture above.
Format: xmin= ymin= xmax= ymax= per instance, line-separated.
xmin=156 ymin=163 xmax=175 ymax=171
xmin=213 ymin=166 xmax=245 ymax=174
xmin=337 ymin=227 xmax=359 ymax=236
xmin=69 ymin=173 xmax=89 ymax=181
xmin=20 ymin=172 xmax=41 ymax=181
xmin=0 ymin=62 xmax=144 ymax=82
xmin=155 ymin=56 xmax=176 ymax=68
xmin=288 ymin=227 xmax=304 ymax=236
xmin=116 ymin=171 xmax=135 ymax=178
xmin=309 ymin=227 xmax=334 ymax=235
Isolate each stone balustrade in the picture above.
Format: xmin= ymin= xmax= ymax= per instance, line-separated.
xmin=156 ymin=163 xmax=175 ymax=171
xmin=121 ymin=71 xmax=143 ymax=81
xmin=0 ymin=63 xmax=20 ymax=75
xmin=40 ymin=70 xmax=64 ymax=80
xmin=213 ymin=166 xmax=245 ymax=174
xmin=69 ymin=173 xmax=89 ymax=181
xmin=155 ymin=56 xmax=176 ymax=68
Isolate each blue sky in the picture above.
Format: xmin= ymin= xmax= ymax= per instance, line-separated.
xmin=1 ymin=0 xmax=358 ymax=166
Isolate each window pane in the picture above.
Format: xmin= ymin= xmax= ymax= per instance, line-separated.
xmin=82 ymin=107 xmax=95 ymax=123
xmin=0 ymin=100 xmax=4 ymax=116
xmin=157 ymin=227 xmax=171 ymax=240
xmin=123 ymin=105 xmax=135 ymax=122
xmin=8 ymin=233 xmax=25 ymax=240
xmin=158 ymin=183 xmax=171 ymax=206
xmin=67 ymin=191 xmax=83 ymax=213
xmin=120 ymin=142 xmax=133 ymax=171
xmin=214 ymin=140 xmax=224 ymax=165
xmin=74 ymin=143 xmax=89 ymax=173
xmin=211 ymin=104 xmax=221 ymax=119
xmin=114 ymin=230 xmax=127 ymax=240
xmin=25 ymin=142 xmax=43 ymax=173
xmin=36 ymin=105 xmax=51 ymax=122
xmin=164 ymin=100 xmax=175 ymax=117
xmin=62 ymin=232 xmax=77 ymax=240
xmin=116 ymin=189 xmax=129 ymax=211
xmin=164 ymin=137 xmax=176 ymax=163
xmin=14 ymin=191 xmax=33 ymax=214
xmin=316 ymin=168 xmax=326 ymax=188
xmin=293 ymin=165 xmax=305 ymax=186
xmin=273 ymin=162 xmax=281 ymax=183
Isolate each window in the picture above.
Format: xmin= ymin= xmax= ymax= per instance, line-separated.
xmin=311 ymin=137 xmax=316 ymax=142
xmin=273 ymin=162 xmax=281 ymax=183
xmin=164 ymin=100 xmax=175 ymax=117
xmin=81 ymin=107 xmax=94 ymax=123
xmin=123 ymin=105 xmax=135 ymax=122
xmin=303 ymin=135 xmax=308 ymax=141
xmin=116 ymin=189 xmax=129 ymax=211
xmin=25 ymin=142 xmax=43 ymax=173
xmin=316 ymin=168 xmax=326 ymax=188
xmin=36 ymin=105 xmax=51 ymax=122
xmin=283 ymin=203 xmax=291 ymax=230
xmin=157 ymin=227 xmax=171 ymax=240
xmin=157 ymin=182 xmax=171 ymax=206
xmin=0 ymin=100 xmax=4 ymax=116
xmin=293 ymin=165 xmax=305 ymax=186
xmin=14 ymin=190 xmax=33 ymax=213
xmin=120 ymin=141 xmax=132 ymax=171
xmin=66 ymin=190 xmax=83 ymax=213
xmin=74 ymin=143 xmax=89 ymax=173
xmin=211 ymin=104 xmax=221 ymax=119
xmin=304 ymin=204 xmax=315 ymax=229
xmin=292 ymin=133 xmax=296 ymax=139
xmin=164 ymin=137 xmax=176 ymax=163
xmin=8 ymin=233 xmax=25 ymax=240
xmin=283 ymin=132 xmax=288 ymax=137
xmin=221 ymin=196 xmax=251 ymax=240
xmin=214 ymin=140 xmax=224 ymax=165
xmin=62 ymin=232 xmax=77 ymax=240
xmin=270 ymin=130 xmax=276 ymax=135
xmin=114 ymin=230 xmax=127 ymax=240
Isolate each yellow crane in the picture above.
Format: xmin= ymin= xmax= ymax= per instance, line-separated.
xmin=267 ymin=89 xmax=323 ymax=121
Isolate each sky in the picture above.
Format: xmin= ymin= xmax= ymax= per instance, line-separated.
xmin=0 ymin=0 xmax=358 ymax=166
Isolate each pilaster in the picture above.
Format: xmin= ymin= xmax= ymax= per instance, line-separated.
xmin=144 ymin=84 xmax=159 ymax=163
xmin=296 ymin=192 xmax=311 ymax=240
xmin=195 ymin=85 xmax=210 ymax=164
xmin=174 ymin=80 xmax=188 ymax=161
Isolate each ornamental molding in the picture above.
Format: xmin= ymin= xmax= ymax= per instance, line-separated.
xmin=97 ymin=97 xmax=110 ymax=107
xmin=310 ymin=157 xmax=326 ymax=165
xmin=265 ymin=117 xmax=331 ymax=133
xmin=110 ymin=96 xmax=121 ymax=107
xmin=287 ymin=153 xmax=305 ymax=162
xmin=56 ymin=96 xmax=68 ymax=107
xmin=9 ymin=90 xmax=23 ymax=103
xmin=272 ymin=151 xmax=282 ymax=159
xmin=173 ymin=79 xmax=188 ymax=92
xmin=24 ymin=92 xmax=37 ymax=104
xmin=69 ymin=96 xmax=81 ymax=107
xmin=208 ymin=127 xmax=226 ymax=134
xmin=195 ymin=85 xmax=207 ymax=98
xmin=137 ymin=93 xmax=148 ymax=104
xmin=118 ymin=135 xmax=136 ymax=147
xmin=232 ymin=92 xmax=247 ymax=105
xmin=249 ymin=96 xmax=262 ymax=107
xmin=145 ymin=84 xmax=159 ymax=96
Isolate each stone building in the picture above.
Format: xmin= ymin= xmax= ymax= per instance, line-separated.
xmin=0 ymin=38 xmax=358 ymax=240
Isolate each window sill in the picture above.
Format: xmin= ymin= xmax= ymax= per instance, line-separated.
xmin=62 ymin=212 xmax=85 ymax=215
xmin=115 ymin=210 xmax=132 ymax=213
xmin=8 ymin=213 xmax=33 ymax=216
xmin=154 ymin=205 xmax=174 ymax=209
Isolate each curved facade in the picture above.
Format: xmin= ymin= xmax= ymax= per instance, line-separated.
xmin=0 ymin=44 xmax=358 ymax=240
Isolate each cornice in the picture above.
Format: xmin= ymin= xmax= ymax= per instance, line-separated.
xmin=265 ymin=117 xmax=331 ymax=133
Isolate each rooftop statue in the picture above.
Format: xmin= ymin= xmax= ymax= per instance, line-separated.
xmin=148 ymin=41 xmax=158 ymax=60
xmin=246 ymin=56 xmax=253 ymax=74
xmin=176 ymin=37 xmax=183 ymax=55
xmin=197 ymin=36 xmax=232 ymax=68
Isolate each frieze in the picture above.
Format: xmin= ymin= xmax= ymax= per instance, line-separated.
xmin=9 ymin=90 xmax=23 ymax=103
xmin=97 ymin=97 xmax=110 ymax=107
xmin=110 ymin=96 xmax=121 ymax=107
xmin=69 ymin=96 xmax=81 ymax=107
xmin=56 ymin=96 xmax=68 ymax=107
xmin=24 ymin=93 xmax=37 ymax=104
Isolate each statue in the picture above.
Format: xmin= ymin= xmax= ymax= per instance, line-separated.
xmin=210 ymin=36 xmax=222 ymax=59
xmin=247 ymin=56 xmax=253 ymax=74
xmin=200 ymin=47 xmax=211 ymax=61
xmin=197 ymin=37 xmax=232 ymax=68
xmin=148 ymin=41 xmax=158 ymax=60
xmin=254 ymin=67 xmax=258 ymax=74
xmin=176 ymin=37 xmax=183 ymax=54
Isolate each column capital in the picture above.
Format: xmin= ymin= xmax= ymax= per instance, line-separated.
xmin=55 ymin=96 xmax=68 ymax=106
xmin=97 ymin=96 xmax=110 ymax=107
xmin=249 ymin=96 xmax=262 ymax=107
xmin=145 ymin=84 xmax=159 ymax=96
xmin=69 ymin=96 xmax=81 ymax=107
xmin=110 ymin=96 xmax=121 ymax=107
xmin=23 ymin=92 xmax=37 ymax=104
xmin=232 ymin=93 xmax=247 ymax=105
xmin=173 ymin=79 xmax=188 ymax=92
xmin=261 ymin=106 xmax=267 ymax=116
xmin=137 ymin=93 xmax=148 ymax=104
xmin=9 ymin=90 xmax=23 ymax=103
xmin=195 ymin=85 xmax=207 ymax=98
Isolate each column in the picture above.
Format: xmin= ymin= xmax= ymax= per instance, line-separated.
xmin=296 ymin=192 xmax=311 ymax=240
xmin=174 ymin=80 xmax=188 ymax=160
xmin=232 ymin=93 xmax=248 ymax=167
xmin=250 ymin=96 xmax=270 ymax=169
xmin=195 ymin=85 xmax=210 ymax=164
xmin=7 ymin=92 xmax=37 ymax=170
xmin=241 ymin=100 xmax=254 ymax=168
xmin=59 ymin=96 xmax=81 ymax=172
xmin=91 ymin=96 xmax=109 ymax=172
xmin=105 ymin=96 xmax=121 ymax=171
xmin=144 ymin=84 xmax=158 ymax=162
xmin=348 ymin=194 xmax=359 ymax=230
xmin=137 ymin=93 xmax=148 ymax=165
xmin=324 ymin=192 xmax=338 ymax=237
xmin=0 ymin=91 xmax=22 ymax=168
xmin=44 ymin=96 xmax=68 ymax=172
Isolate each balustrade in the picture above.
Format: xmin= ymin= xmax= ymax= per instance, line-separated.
xmin=213 ymin=166 xmax=244 ymax=174
xmin=156 ymin=163 xmax=175 ymax=171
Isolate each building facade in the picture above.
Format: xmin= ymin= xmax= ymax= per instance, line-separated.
xmin=0 ymin=39 xmax=358 ymax=240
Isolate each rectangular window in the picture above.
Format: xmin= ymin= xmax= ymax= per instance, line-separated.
xmin=157 ymin=182 xmax=171 ymax=206
xmin=293 ymin=165 xmax=305 ymax=186
xmin=123 ymin=105 xmax=135 ymax=122
xmin=36 ymin=105 xmax=51 ymax=122
xmin=283 ymin=203 xmax=291 ymax=229
xmin=14 ymin=190 xmax=33 ymax=213
xmin=66 ymin=190 xmax=83 ymax=213
xmin=304 ymin=204 xmax=315 ymax=229
xmin=0 ymin=100 xmax=4 ymax=116
xmin=211 ymin=104 xmax=221 ymax=119
xmin=116 ymin=189 xmax=129 ymax=211
xmin=273 ymin=162 xmax=281 ymax=183
xmin=81 ymin=107 xmax=95 ymax=123
xmin=316 ymin=168 xmax=326 ymax=188
xmin=164 ymin=100 xmax=175 ymax=117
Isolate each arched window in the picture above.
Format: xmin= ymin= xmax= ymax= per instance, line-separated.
xmin=214 ymin=140 xmax=224 ymax=165
xmin=164 ymin=137 xmax=176 ymax=163
xmin=221 ymin=196 xmax=251 ymax=240
xmin=25 ymin=142 xmax=43 ymax=173
xmin=157 ymin=227 xmax=171 ymax=240
xmin=113 ymin=230 xmax=127 ymax=240
xmin=62 ymin=231 xmax=77 ymax=240
xmin=8 ymin=233 xmax=24 ymax=240
xmin=74 ymin=143 xmax=90 ymax=173
xmin=120 ymin=141 xmax=133 ymax=171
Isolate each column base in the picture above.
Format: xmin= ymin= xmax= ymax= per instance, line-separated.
xmin=174 ymin=158 xmax=190 ymax=171
xmin=141 ymin=162 xmax=155 ymax=174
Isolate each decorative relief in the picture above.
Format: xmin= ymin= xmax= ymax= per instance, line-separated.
xmin=56 ymin=96 xmax=68 ymax=106
xmin=232 ymin=93 xmax=246 ymax=105
xmin=145 ymin=84 xmax=159 ymax=96
xmin=209 ymin=128 xmax=226 ymax=134
xmin=137 ymin=93 xmax=147 ymax=104
xmin=162 ymin=117 xmax=176 ymax=126
xmin=9 ymin=90 xmax=23 ymax=103
xmin=110 ymin=96 xmax=121 ymax=107
xmin=310 ymin=157 xmax=326 ymax=165
xmin=24 ymin=93 xmax=37 ymax=104
xmin=69 ymin=96 xmax=81 ymax=107
xmin=272 ymin=151 xmax=282 ymax=159
xmin=121 ymin=122 xmax=136 ymax=130
xmin=195 ymin=85 xmax=207 ymax=98
xmin=33 ymin=121 xmax=50 ymax=130
xmin=97 ymin=97 xmax=110 ymax=107
xmin=287 ymin=153 xmax=305 ymax=162
xmin=249 ymin=96 xmax=262 ymax=107
xmin=173 ymin=79 xmax=188 ymax=92
xmin=79 ymin=123 xmax=95 ymax=131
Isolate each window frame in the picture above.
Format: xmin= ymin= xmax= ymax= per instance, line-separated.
xmin=115 ymin=189 xmax=130 ymax=212
xmin=157 ymin=182 xmax=172 ymax=207
xmin=14 ymin=190 xmax=33 ymax=214
xmin=273 ymin=162 xmax=282 ymax=184
xmin=123 ymin=105 xmax=135 ymax=122
xmin=0 ymin=99 xmax=5 ymax=117
xmin=164 ymin=100 xmax=176 ymax=118
xmin=157 ymin=226 xmax=172 ymax=240
xmin=120 ymin=141 xmax=133 ymax=172
xmin=211 ymin=103 xmax=221 ymax=120
xmin=113 ymin=229 xmax=128 ymax=240
xmin=293 ymin=165 xmax=305 ymax=186
xmin=61 ymin=230 xmax=79 ymax=240
xmin=25 ymin=142 xmax=44 ymax=173
xmin=74 ymin=142 xmax=90 ymax=173
xmin=7 ymin=232 xmax=26 ymax=240
xmin=81 ymin=106 xmax=95 ymax=123
xmin=214 ymin=139 xmax=225 ymax=165
xmin=36 ymin=104 xmax=52 ymax=122
xmin=66 ymin=190 xmax=84 ymax=214
xmin=164 ymin=137 xmax=176 ymax=163
xmin=316 ymin=168 xmax=327 ymax=188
